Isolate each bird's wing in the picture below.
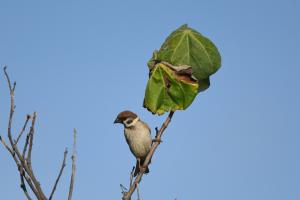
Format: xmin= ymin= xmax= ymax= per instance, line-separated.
xmin=141 ymin=121 xmax=151 ymax=135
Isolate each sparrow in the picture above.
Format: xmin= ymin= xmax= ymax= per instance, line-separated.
xmin=114 ymin=110 xmax=152 ymax=176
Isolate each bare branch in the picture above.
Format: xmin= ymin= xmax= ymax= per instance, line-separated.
xmin=2 ymin=68 xmax=47 ymax=200
xmin=49 ymin=148 xmax=68 ymax=200
xmin=23 ymin=132 xmax=30 ymax=159
xmin=129 ymin=167 xmax=135 ymax=187
xmin=1 ymin=135 xmax=38 ymax=198
xmin=136 ymin=183 xmax=141 ymax=200
xmin=11 ymin=130 xmax=46 ymax=200
xmin=68 ymin=129 xmax=77 ymax=200
xmin=122 ymin=111 xmax=175 ymax=200
xmin=27 ymin=112 xmax=37 ymax=165
xmin=23 ymin=174 xmax=39 ymax=198
xmin=3 ymin=66 xmax=16 ymax=147
xmin=0 ymin=135 xmax=14 ymax=155
xmin=15 ymin=115 xmax=31 ymax=146
xmin=19 ymin=112 xmax=47 ymax=200
xmin=1 ymin=67 xmax=77 ymax=200
xmin=120 ymin=167 xmax=135 ymax=199
xmin=120 ymin=184 xmax=128 ymax=196
xmin=20 ymin=173 xmax=33 ymax=200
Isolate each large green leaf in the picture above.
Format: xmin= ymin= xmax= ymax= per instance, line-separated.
xmin=149 ymin=24 xmax=221 ymax=80
xmin=144 ymin=24 xmax=221 ymax=115
xmin=144 ymin=63 xmax=199 ymax=115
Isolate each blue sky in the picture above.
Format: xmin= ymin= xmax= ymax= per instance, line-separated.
xmin=0 ymin=0 xmax=299 ymax=199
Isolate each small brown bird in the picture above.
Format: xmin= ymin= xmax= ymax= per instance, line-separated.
xmin=114 ymin=110 xmax=152 ymax=176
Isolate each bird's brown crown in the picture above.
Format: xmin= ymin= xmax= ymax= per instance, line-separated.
xmin=116 ymin=110 xmax=138 ymax=122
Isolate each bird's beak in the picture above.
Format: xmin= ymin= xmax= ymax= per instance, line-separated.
xmin=114 ymin=118 xmax=121 ymax=124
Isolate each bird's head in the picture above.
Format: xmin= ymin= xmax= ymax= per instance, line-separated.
xmin=114 ymin=110 xmax=139 ymax=128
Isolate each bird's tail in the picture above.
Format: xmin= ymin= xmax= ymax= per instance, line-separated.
xmin=134 ymin=158 xmax=150 ymax=177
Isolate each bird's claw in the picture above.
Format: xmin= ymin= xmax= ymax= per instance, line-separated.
xmin=137 ymin=158 xmax=147 ymax=173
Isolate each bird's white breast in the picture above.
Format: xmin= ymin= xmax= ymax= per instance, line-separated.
xmin=124 ymin=121 xmax=152 ymax=158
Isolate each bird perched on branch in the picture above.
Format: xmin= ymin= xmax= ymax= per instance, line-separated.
xmin=114 ymin=110 xmax=152 ymax=176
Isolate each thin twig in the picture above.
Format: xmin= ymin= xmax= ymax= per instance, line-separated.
xmin=15 ymin=115 xmax=31 ymax=146
xmin=4 ymin=66 xmax=16 ymax=147
xmin=23 ymin=133 xmax=30 ymax=159
xmin=129 ymin=167 xmax=135 ymax=187
xmin=120 ymin=184 xmax=128 ymax=195
xmin=20 ymin=173 xmax=32 ymax=200
xmin=120 ymin=167 xmax=135 ymax=200
xmin=23 ymin=174 xmax=39 ymax=198
xmin=122 ymin=111 xmax=175 ymax=200
xmin=68 ymin=129 xmax=77 ymax=200
xmin=0 ymin=135 xmax=14 ymax=155
xmin=27 ymin=112 xmax=37 ymax=165
xmin=136 ymin=183 xmax=141 ymax=200
xmin=49 ymin=148 xmax=68 ymax=200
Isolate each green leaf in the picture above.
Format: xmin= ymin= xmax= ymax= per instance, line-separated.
xmin=154 ymin=24 xmax=221 ymax=80
xmin=198 ymin=77 xmax=210 ymax=92
xmin=144 ymin=25 xmax=221 ymax=115
xmin=143 ymin=63 xmax=199 ymax=115
xmin=147 ymin=50 xmax=159 ymax=70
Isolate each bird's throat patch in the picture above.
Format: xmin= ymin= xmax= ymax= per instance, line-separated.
xmin=125 ymin=117 xmax=139 ymax=128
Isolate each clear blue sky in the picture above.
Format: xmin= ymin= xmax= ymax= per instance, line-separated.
xmin=0 ymin=0 xmax=299 ymax=199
